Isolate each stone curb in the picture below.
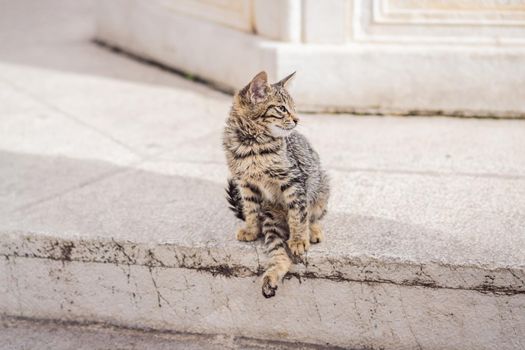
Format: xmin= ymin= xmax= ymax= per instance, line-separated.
xmin=2 ymin=231 xmax=523 ymax=295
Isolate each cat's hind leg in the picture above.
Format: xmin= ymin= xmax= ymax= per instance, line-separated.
xmin=261 ymin=209 xmax=292 ymax=298
xmin=236 ymin=180 xmax=263 ymax=241
xmin=309 ymin=192 xmax=329 ymax=244
xmin=310 ymin=222 xmax=325 ymax=244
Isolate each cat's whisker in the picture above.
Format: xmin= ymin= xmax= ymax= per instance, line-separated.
xmin=294 ymin=123 xmax=309 ymax=132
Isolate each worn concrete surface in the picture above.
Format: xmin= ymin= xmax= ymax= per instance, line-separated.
xmin=0 ymin=316 xmax=337 ymax=350
xmin=2 ymin=258 xmax=524 ymax=350
xmin=1 ymin=1 xmax=525 ymax=349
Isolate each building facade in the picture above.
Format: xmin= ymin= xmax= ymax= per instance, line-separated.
xmin=97 ymin=0 xmax=525 ymax=117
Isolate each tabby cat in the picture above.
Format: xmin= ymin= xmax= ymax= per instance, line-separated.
xmin=223 ymin=71 xmax=329 ymax=298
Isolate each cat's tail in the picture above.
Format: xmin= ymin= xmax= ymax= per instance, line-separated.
xmin=226 ymin=178 xmax=245 ymax=221
xmin=260 ymin=209 xmax=292 ymax=298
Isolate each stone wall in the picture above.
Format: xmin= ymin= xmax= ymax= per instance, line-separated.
xmin=96 ymin=0 xmax=525 ymax=116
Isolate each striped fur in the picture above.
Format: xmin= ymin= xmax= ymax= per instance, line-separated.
xmin=226 ymin=178 xmax=244 ymax=220
xmin=223 ymin=71 xmax=330 ymax=298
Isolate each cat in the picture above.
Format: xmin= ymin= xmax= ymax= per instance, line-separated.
xmin=223 ymin=71 xmax=330 ymax=298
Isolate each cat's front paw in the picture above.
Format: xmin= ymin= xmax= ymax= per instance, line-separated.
xmin=261 ymin=274 xmax=278 ymax=298
xmin=236 ymin=227 xmax=259 ymax=242
xmin=310 ymin=223 xmax=324 ymax=244
xmin=287 ymin=236 xmax=310 ymax=256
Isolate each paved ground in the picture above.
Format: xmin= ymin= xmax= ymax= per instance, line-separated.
xmin=1 ymin=0 xmax=524 ymax=268
xmin=0 ymin=0 xmax=524 ymax=347
xmin=0 ymin=317 xmax=336 ymax=350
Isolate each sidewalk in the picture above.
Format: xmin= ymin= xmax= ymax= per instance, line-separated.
xmin=0 ymin=316 xmax=331 ymax=350
xmin=1 ymin=1 xmax=524 ymax=349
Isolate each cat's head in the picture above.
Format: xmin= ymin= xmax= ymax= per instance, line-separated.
xmin=233 ymin=71 xmax=298 ymax=138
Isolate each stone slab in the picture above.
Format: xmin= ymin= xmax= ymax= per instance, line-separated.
xmin=1 ymin=1 xmax=525 ymax=349
xmin=0 ymin=316 xmax=333 ymax=350
xmin=1 ymin=257 xmax=524 ymax=350
xmin=0 ymin=0 xmax=523 ymax=304
xmin=1 ymin=150 xmax=524 ymax=295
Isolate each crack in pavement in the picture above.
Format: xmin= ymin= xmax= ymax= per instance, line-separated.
xmin=0 ymin=76 xmax=144 ymax=158
xmin=3 ymin=253 xmax=524 ymax=296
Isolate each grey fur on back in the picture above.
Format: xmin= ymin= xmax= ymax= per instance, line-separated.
xmin=282 ymin=131 xmax=329 ymax=221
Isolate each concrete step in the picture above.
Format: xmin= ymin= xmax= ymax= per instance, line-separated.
xmin=1 ymin=72 xmax=525 ymax=349
xmin=1 ymin=1 xmax=525 ymax=349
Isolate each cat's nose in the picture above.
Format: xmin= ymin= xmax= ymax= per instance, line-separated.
xmin=292 ymin=116 xmax=299 ymax=125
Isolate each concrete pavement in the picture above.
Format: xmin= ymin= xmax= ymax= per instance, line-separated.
xmin=0 ymin=316 xmax=336 ymax=350
xmin=0 ymin=1 xmax=524 ymax=349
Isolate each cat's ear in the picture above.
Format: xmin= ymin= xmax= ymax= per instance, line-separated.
xmin=248 ymin=71 xmax=269 ymax=104
xmin=275 ymin=71 xmax=296 ymax=88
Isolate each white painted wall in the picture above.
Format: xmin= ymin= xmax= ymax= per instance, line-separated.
xmin=96 ymin=0 xmax=525 ymax=117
